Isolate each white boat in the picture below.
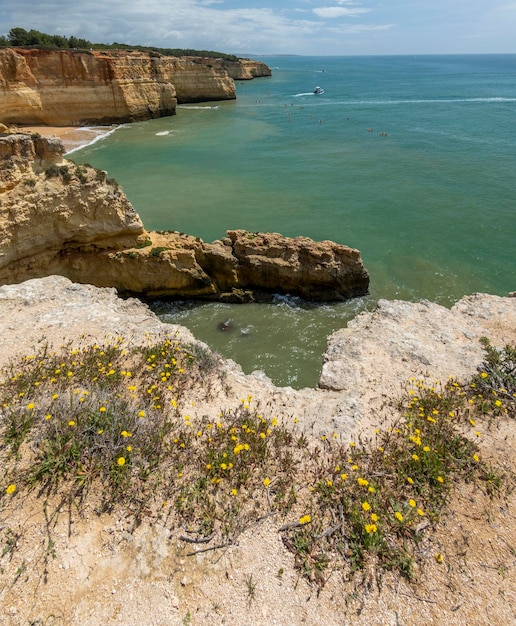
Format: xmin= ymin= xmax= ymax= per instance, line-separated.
xmin=313 ymin=86 xmax=325 ymax=95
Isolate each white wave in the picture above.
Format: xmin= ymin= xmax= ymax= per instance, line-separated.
xmin=342 ymin=97 xmax=516 ymax=106
xmin=155 ymin=130 xmax=170 ymax=136
xmin=177 ymin=105 xmax=220 ymax=110
xmin=65 ymin=125 xmax=121 ymax=155
xmin=294 ymin=92 xmax=317 ymax=97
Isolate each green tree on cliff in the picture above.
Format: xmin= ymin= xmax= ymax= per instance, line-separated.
xmin=3 ymin=27 xmax=239 ymax=60
xmin=7 ymin=28 xmax=83 ymax=49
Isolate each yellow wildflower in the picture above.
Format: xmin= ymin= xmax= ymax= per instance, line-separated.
xmin=395 ymin=511 xmax=403 ymax=522
xmin=362 ymin=502 xmax=371 ymax=512
xmin=117 ymin=457 xmax=126 ymax=466
xmin=263 ymin=477 xmax=271 ymax=487
xmin=365 ymin=523 xmax=377 ymax=534
xmin=408 ymin=499 xmax=416 ymax=508
xmin=6 ymin=484 xmax=16 ymax=495
xmin=299 ymin=514 xmax=311 ymax=525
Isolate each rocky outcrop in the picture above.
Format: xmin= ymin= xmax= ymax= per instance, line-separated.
xmin=0 ymin=48 xmax=241 ymax=126
xmin=53 ymin=228 xmax=369 ymax=301
xmin=0 ymin=133 xmax=369 ymax=301
xmin=0 ymin=276 xmax=514 ymax=436
xmin=188 ymin=57 xmax=272 ymax=80
xmin=0 ymin=133 xmax=145 ymax=279
xmin=319 ymin=295 xmax=516 ymax=414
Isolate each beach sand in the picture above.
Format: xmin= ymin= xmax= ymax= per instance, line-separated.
xmin=19 ymin=125 xmax=117 ymax=153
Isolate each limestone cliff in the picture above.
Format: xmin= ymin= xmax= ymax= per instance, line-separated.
xmin=0 ymin=48 xmax=239 ymax=126
xmin=0 ymin=133 xmax=145 ymax=277
xmin=187 ymin=57 xmax=272 ymax=80
xmin=0 ymin=133 xmax=369 ymax=301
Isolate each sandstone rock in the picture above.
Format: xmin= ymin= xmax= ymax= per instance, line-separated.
xmin=162 ymin=56 xmax=237 ymax=104
xmin=189 ymin=57 xmax=272 ymax=80
xmin=319 ymin=295 xmax=516 ymax=423
xmin=0 ymin=134 xmax=144 ymax=281
xmin=0 ymin=48 xmax=239 ymax=126
xmin=0 ymin=134 xmax=369 ymax=302
xmin=226 ymin=229 xmax=369 ymax=300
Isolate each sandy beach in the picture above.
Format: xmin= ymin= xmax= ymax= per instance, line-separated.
xmin=19 ymin=125 xmax=117 ymax=153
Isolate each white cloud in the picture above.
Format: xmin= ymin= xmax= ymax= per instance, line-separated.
xmin=313 ymin=7 xmax=370 ymax=18
xmin=329 ymin=23 xmax=394 ymax=34
xmin=0 ymin=0 xmax=514 ymax=56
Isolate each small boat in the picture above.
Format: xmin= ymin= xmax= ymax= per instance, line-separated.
xmin=313 ymin=86 xmax=325 ymax=95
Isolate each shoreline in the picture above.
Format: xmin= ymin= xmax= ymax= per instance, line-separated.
xmin=19 ymin=125 xmax=118 ymax=153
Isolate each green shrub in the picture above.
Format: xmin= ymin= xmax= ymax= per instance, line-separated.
xmin=45 ymin=164 xmax=71 ymax=183
xmin=150 ymin=247 xmax=169 ymax=258
xmin=0 ymin=338 xmax=511 ymax=587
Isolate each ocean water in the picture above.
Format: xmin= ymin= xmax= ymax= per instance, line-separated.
xmin=72 ymin=55 xmax=516 ymax=388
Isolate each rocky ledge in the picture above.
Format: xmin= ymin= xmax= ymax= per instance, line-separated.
xmin=1 ymin=276 xmax=514 ymax=436
xmin=0 ymin=133 xmax=369 ymax=302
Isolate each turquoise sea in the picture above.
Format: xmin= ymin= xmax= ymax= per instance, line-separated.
xmin=72 ymin=55 xmax=516 ymax=388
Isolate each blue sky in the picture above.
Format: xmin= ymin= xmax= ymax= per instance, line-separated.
xmin=1 ymin=0 xmax=515 ymax=56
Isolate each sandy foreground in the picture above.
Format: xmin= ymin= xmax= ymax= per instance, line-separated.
xmin=20 ymin=124 xmax=117 ymax=153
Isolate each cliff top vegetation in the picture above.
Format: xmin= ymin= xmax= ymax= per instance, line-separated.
xmin=0 ymin=275 xmax=514 ymax=623
xmin=1 ymin=331 xmax=514 ymax=588
xmin=0 ymin=27 xmax=240 ymax=61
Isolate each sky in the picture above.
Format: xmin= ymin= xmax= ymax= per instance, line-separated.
xmin=0 ymin=0 xmax=515 ymax=56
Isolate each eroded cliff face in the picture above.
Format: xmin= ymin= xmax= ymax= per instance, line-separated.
xmin=0 ymin=48 xmax=238 ymax=125
xmin=188 ymin=57 xmax=272 ymax=80
xmin=0 ymin=134 xmax=369 ymax=301
xmin=0 ymin=133 xmax=145 ymax=280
